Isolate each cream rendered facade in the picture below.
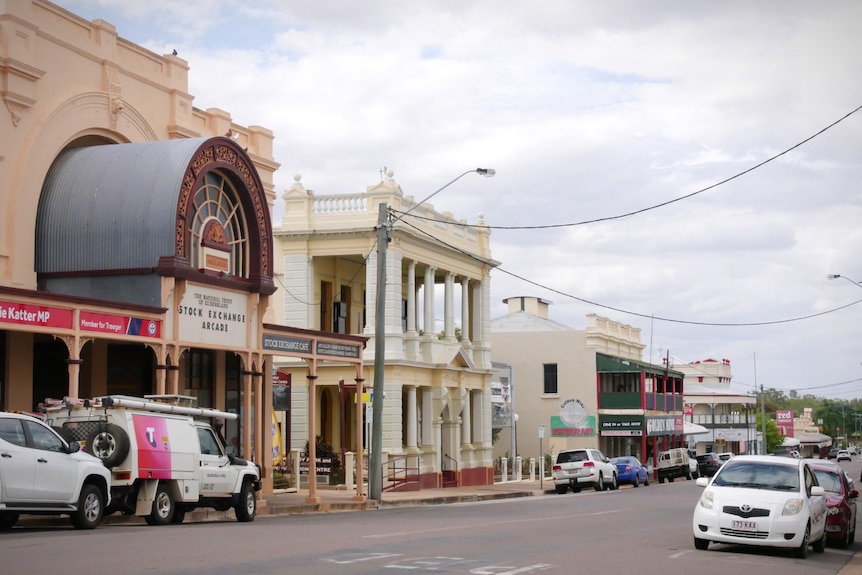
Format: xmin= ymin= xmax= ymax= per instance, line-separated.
xmin=0 ymin=1 xmax=370 ymax=502
xmin=490 ymin=297 xmax=649 ymax=463
xmin=271 ymin=172 xmax=498 ymax=487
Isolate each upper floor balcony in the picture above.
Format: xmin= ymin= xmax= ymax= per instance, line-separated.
xmin=598 ymin=391 xmax=684 ymax=412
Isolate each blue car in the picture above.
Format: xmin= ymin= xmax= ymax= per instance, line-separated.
xmin=610 ymin=456 xmax=649 ymax=487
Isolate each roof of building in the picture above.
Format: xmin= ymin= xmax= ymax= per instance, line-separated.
xmin=490 ymin=310 xmax=573 ymax=332
xmin=36 ymin=137 xmax=212 ymax=273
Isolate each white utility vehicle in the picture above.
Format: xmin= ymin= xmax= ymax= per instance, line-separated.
xmin=43 ymin=395 xmax=260 ymax=525
xmin=0 ymin=411 xmax=111 ymax=530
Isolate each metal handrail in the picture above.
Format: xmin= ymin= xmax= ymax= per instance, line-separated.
xmin=442 ymin=453 xmax=458 ymax=473
xmin=382 ymin=453 xmax=420 ymax=491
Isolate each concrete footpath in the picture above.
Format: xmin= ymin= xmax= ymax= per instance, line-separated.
xmin=18 ymin=477 xmax=554 ymax=527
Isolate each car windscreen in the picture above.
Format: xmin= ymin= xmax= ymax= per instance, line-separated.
xmin=557 ymin=451 xmax=587 ymax=464
xmin=811 ymin=468 xmax=844 ymax=494
xmin=712 ymin=461 xmax=800 ymax=491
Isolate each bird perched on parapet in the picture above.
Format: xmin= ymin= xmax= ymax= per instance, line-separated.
xmin=172 ymin=49 xmax=177 ymax=56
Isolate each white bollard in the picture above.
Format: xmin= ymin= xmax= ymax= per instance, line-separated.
xmin=345 ymin=451 xmax=355 ymax=488
xmin=529 ymin=458 xmax=536 ymax=481
xmin=292 ymin=449 xmax=302 ymax=489
xmin=501 ymin=457 xmax=508 ymax=483
xmin=515 ymin=456 xmax=523 ymax=481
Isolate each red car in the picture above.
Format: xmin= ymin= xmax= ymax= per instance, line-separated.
xmin=808 ymin=459 xmax=858 ymax=547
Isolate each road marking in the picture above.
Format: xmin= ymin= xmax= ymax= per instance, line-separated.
xmin=365 ymin=509 xmax=626 ymax=539
xmin=322 ymin=553 xmax=403 ymax=564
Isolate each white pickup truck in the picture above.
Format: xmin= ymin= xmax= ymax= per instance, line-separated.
xmin=44 ymin=395 xmax=260 ymax=525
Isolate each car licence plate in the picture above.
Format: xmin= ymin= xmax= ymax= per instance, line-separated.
xmin=732 ymin=520 xmax=757 ymax=531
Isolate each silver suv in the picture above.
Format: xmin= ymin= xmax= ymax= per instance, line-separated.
xmin=552 ymin=448 xmax=618 ymax=494
xmin=0 ymin=412 xmax=111 ymax=530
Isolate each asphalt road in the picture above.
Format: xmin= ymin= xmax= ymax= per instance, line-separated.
xmin=2 ymin=458 xmax=860 ymax=575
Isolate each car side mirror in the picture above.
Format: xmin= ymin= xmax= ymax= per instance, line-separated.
xmin=849 ymin=489 xmax=859 ymax=499
xmin=811 ymin=485 xmax=825 ymax=497
xmin=67 ymin=441 xmax=81 ymax=454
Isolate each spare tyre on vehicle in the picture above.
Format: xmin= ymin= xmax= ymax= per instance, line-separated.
xmin=85 ymin=423 xmax=130 ymax=467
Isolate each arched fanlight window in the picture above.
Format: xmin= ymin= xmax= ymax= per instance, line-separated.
xmin=190 ymin=171 xmax=248 ymax=277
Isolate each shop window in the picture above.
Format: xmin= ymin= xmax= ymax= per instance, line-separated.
xmin=183 ymin=349 xmax=213 ymax=407
xmin=320 ymin=281 xmax=333 ymax=332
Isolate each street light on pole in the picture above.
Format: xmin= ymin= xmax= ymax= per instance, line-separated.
xmin=827 ymin=274 xmax=862 ymax=288
xmin=368 ymin=168 xmax=496 ymax=502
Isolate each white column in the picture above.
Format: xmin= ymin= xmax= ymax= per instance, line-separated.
xmin=421 ymin=388 xmax=433 ymax=446
xmin=460 ymin=277 xmax=471 ymax=345
xmin=406 ymin=385 xmax=418 ymax=449
xmin=423 ymin=266 xmax=435 ymax=338
xmin=406 ymin=261 xmax=417 ymax=335
xmin=364 ymin=249 xmax=378 ymax=335
xmin=444 ymin=271 xmax=456 ymax=342
xmin=461 ymin=390 xmax=472 ymax=445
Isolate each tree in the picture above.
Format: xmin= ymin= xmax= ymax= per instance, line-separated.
xmin=755 ymin=412 xmax=784 ymax=454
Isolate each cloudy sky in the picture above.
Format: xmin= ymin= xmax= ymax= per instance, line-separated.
xmin=55 ymin=1 xmax=862 ymax=401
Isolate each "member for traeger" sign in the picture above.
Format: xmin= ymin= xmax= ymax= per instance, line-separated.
xmin=178 ymin=285 xmax=248 ymax=347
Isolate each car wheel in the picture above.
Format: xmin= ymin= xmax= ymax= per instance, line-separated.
xmin=595 ymin=473 xmax=604 ymax=491
xmin=145 ymin=483 xmax=175 ymax=526
xmin=632 ymin=476 xmax=639 ymax=488
xmin=85 ymin=423 xmax=130 ymax=468
xmin=171 ymin=506 xmax=186 ymax=524
xmin=234 ymin=480 xmax=257 ymax=522
xmin=658 ymin=476 xmax=665 ymax=484
xmin=850 ymin=524 xmax=856 ymax=545
xmin=0 ymin=513 xmax=19 ymax=531
xmin=813 ymin=526 xmax=826 ymax=553
xmin=555 ymin=485 xmax=568 ymax=494
xmin=795 ymin=522 xmax=810 ymax=559
xmin=840 ymin=523 xmax=851 ymax=548
xmin=70 ymin=484 xmax=105 ymax=529
xmin=571 ymin=483 xmax=581 ymax=493
xmin=644 ymin=474 xmax=650 ymax=486
xmin=609 ymin=474 xmax=618 ymax=490
xmin=693 ymin=537 xmax=709 ymax=550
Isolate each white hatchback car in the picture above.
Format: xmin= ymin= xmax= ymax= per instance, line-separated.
xmin=692 ymin=455 xmax=827 ymax=558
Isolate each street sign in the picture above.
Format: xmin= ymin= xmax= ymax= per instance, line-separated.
xmin=539 ymin=424 xmax=546 ymax=439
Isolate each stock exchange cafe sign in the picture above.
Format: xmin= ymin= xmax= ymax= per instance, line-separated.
xmin=262 ymin=334 xmax=361 ymax=360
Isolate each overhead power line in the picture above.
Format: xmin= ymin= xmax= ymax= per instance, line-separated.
xmin=398 ymin=218 xmax=862 ymax=327
xmin=394 ymin=102 xmax=862 ymax=230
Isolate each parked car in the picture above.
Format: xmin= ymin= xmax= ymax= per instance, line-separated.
xmin=717 ymin=452 xmax=734 ymax=463
xmin=552 ymin=448 xmax=618 ymax=494
xmin=696 ymin=453 xmax=724 ymax=477
xmin=657 ymin=448 xmax=692 ymax=483
xmin=807 ymin=459 xmax=857 ymax=547
xmin=611 ymin=456 xmax=649 ymax=487
xmin=837 ymin=450 xmax=851 ymax=462
xmin=692 ymin=455 xmax=827 ymax=558
xmin=828 ymin=448 xmax=840 ymax=459
xmin=0 ymin=411 xmax=111 ymax=530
